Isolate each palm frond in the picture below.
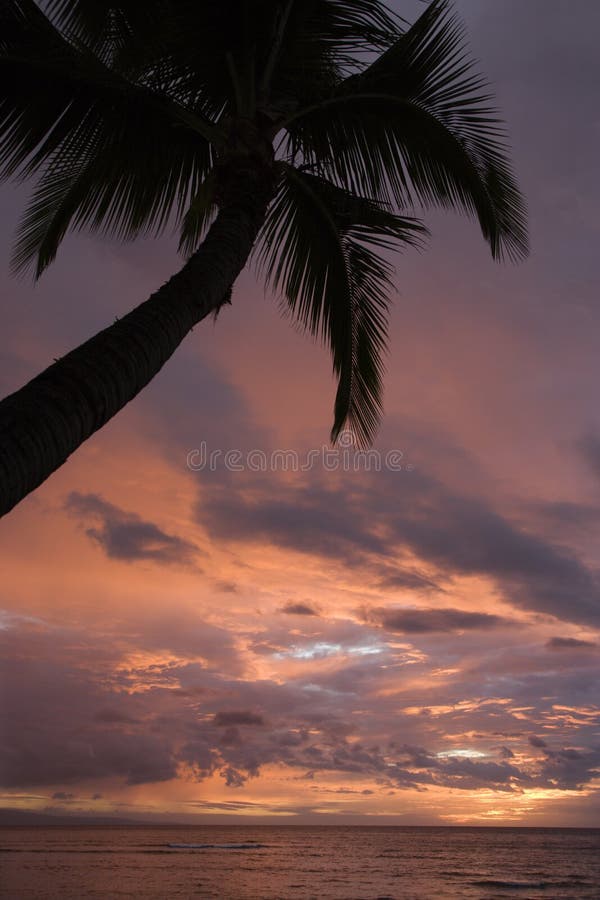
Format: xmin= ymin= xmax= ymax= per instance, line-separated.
xmin=44 ymin=1 xmax=288 ymax=113
xmin=304 ymin=0 xmax=403 ymax=56
xmin=178 ymin=174 xmax=218 ymax=258
xmin=256 ymin=164 xmax=426 ymax=446
xmin=45 ymin=0 xmax=135 ymax=64
xmin=1 ymin=0 xmax=219 ymax=276
xmin=283 ymin=0 xmax=528 ymax=262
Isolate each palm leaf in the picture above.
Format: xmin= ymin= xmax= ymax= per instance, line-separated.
xmin=178 ymin=174 xmax=218 ymax=258
xmin=1 ymin=0 xmax=220 ymax=275
xmin=283 ymin=0 xmax=528 ymax=262
xmin=256 ymin=164 xmax=426 ymax=446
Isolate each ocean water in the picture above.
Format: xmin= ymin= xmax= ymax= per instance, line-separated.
xmin=1 ymin=826 xmax=599 ymax=899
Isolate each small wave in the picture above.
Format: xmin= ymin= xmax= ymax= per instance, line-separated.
xmin=167 ymin=842 xmax=266 ymax=850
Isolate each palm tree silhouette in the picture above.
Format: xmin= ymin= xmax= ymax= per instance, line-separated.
xmin=0 ymin=0 xmax=527 ymax=516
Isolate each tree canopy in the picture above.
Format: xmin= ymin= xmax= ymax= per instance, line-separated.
xmin=1 ymin=0 xmax=528 ymax=451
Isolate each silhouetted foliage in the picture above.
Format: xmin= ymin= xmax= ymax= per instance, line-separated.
xmin=0 ymin=0 xmax=527 ymax=514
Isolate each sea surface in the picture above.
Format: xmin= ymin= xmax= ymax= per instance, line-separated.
xmin=1 ymin=825 xmax=599 ymax=899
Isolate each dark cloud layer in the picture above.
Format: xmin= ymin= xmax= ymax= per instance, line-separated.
xmin=546 ymin=637 xmax=597 ymax=651
xmin=364 ymin=606 xmax=511 ymax=634
xmin=213 ymin=711 xmax=266 ymax=727
xmin=66 ymin=492 xmax=199 ymax=566
xmin=280 ymin=602 xmax=319 ymax=616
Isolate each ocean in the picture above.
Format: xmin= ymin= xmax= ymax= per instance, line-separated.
xmin=1 ymin=826 xmax=599 ymax=899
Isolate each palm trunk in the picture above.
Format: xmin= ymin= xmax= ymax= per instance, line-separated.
xmin=0 ymin=189 xmax=271 ymax=517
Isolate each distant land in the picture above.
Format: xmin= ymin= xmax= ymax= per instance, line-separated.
xmin=0 ymin=809 xmax=452 ymax=828
xmin=0 ymin=809 xmax=150 ymax=827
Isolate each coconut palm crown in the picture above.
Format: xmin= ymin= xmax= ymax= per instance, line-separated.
xmin=0 ymin=0 xmax=527 ymax=516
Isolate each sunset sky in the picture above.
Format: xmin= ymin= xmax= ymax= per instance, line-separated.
xmin=1 ymin=0 xmax=599 ymax=827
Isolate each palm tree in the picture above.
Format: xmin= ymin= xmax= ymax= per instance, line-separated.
xmin=0 ymin=0 xmax=527 ymax=517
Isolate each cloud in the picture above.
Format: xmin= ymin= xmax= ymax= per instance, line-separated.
xmin=364 ymin=606 xmax=511 ymax=634
xmin=377 ymin=570 xmax=441 ymax=592
xmin=279 ymin=602 xmax=319 ymax=616
xmin=196 ymin=468 xmax=600 ymax=626
xmin=215 ymin=581 xmax=238 ymax=594
xmin=129 ymin=611 xmax=242 ymax=672
xmin=93 ymin=709 xmax=140 ymax=725
xmin=2 ymin=615 xmax=599 ymax=800
xmin=196 ymin=474 xmax=387 ymax=564
xmin=213 ymin=711 xmax=265 ymax=727
xmin=528 ymin=735 xmax=547 ymax=749
xmin=65 ymin=492 xmax=199 ymax=566
xmin=532 ymin=500 xmax=600 ymax=530
xmin=0 ymin=621 xmax=186 ymax=788
xmin=537 ymin=746 xmax=600 ymax=791
xmin=546 ymin=636 xmax=597 ymax=651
